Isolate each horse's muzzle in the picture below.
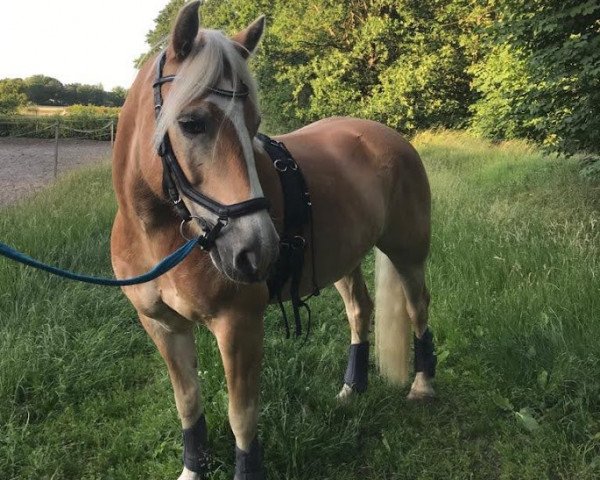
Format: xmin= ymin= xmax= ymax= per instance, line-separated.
xmin=210 ymin=212 xmax=279 ymax=284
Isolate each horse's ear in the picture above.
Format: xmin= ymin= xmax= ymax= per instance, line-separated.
xmin=171 ymin=1 xmax=201 ymax=61
xmin=232 ymin=16 xmax=266 ymax=59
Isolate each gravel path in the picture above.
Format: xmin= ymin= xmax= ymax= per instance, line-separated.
xmin=0 ymin=138 xmax=111 ymax=206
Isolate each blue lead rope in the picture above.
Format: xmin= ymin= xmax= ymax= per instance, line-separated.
xmin=0 ymin=238 xmax=199 ymax=286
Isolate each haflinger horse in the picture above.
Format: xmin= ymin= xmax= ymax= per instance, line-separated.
xmin=110 ymin=2 xmax=436 ymax=479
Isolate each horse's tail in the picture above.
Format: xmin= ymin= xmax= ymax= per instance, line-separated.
xmin=374 ymin=248 xmax=411 ymax=385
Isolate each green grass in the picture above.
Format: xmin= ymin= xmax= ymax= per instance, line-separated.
xmin=1 ymin=131 xmax=599 ymax=479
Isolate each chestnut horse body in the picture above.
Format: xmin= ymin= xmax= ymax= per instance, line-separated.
xmin=111 ymin=3 xmax=435 ymax=479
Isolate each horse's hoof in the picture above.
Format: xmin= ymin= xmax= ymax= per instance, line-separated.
xmin=234 ymin=474 xmax=265 ymax=480
xmin=177 ymin=467 xmax=204 ymax=480
xmin=406 ymin=389 xmax=435 ymax=402
xmin=406 ymin=372 xmax=435 ymax=401
xmin=336 ymin=383 xmax=355 ymax=403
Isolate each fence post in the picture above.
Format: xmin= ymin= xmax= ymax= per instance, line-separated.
xmin=54 ymin=121 xmax=59 ymax=179
xmin=110 ymin=120 xmax=115 ymax=149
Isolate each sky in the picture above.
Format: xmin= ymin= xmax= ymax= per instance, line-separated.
xmin=1 ymin=0 xmax=170 ymax=90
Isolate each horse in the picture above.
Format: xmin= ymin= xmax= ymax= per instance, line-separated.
xmin=110 ymin=2 xmax=436 ymax=479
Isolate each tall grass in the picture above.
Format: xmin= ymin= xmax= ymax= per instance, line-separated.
xmin=0 ymin=132 xmax=598 ymax=479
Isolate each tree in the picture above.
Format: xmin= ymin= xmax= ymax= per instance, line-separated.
xmin=73 ymin=84 xmax=106 ymax=106
xmin=108 ymin=87 xmax=128 ymax=107
xmin=138 ymin=0 xmax=476 ymax=134
xmin=138 ymin=0 xmax=600 ymax=154
xmin=24 ymin=75 xmax=64 ymax=105
xmin=470 ymin=0 xmax=600 ymax=154
xmin=0 ymin=78 xmax=28 ymax=114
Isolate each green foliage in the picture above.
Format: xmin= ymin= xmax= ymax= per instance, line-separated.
xmin=63 ymin=83 xmax=105 ymax=106
xmin=24 ymin=75 xmax=64 ymax=105
xmin=579 ymin=156 xmax=600 ymax=180
xmin=139 ymin=0 xmax=600 ymax=154
xmin=0 ymin=107 xmax=118 ymax=141
xmin=60 ymin=83 xmax=127 ymax=107
xmin=65 ymin=104 xmax=120 ymax=118
xmin=298 ymin=1 xmax=475 ymax=132
xmin=469 ymin=44 xmax=535 ymax=140
xmin=140 ymin=0 xmax=476 ymax=134
xmin=0 ymin=75 xmax=128 ymax=108
xmin=0 ymin=78 xmax=28 ymax=114
xmin=109 ymin=86 xmax=128 ymax=106
xmin=470 ymin=0 xmax=600 ymax=154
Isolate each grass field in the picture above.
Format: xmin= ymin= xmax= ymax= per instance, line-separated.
xmin=0 ymin=131 xmax=598 ymax=479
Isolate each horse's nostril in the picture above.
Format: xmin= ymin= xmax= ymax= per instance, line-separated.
xmin=234 ymin=249 xmax=259 ymax=278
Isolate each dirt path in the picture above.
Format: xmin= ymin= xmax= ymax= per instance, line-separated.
xmin=0 ymin=138 xmax=111 ymax=207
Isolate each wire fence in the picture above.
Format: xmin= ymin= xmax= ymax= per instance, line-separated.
xmin=0 ymin=118 xmax=115 ymax=180
xmin=0 ymin=119 xmax=116 ymax=206
xmin=0 ymin=115 xmax=117 ymax=138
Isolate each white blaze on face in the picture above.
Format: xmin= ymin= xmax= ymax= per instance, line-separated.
xmin=204 ymin=82 xmax=280 ymax=281
xmin=206 ymin=87 xmax=263 ymax=200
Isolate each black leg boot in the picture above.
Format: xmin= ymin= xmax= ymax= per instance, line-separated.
xmin=182 ymin=414 xmax=211 ymax=477
xmin=343 ymin=341 xmax=369 ymax=393
xmin=234 ymin=437 xmax=265 ymax=480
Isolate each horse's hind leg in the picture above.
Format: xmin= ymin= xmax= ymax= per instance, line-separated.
xmin=138 ymin=314 xmax=208 ymax=480
xmin=384 ymin=255 xmax=436 ymax=400
xmin=334 ymin=265 xmax=374 ymax=401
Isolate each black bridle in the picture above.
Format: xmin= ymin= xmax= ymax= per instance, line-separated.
xmin=152 ymin=50 xmax=270 ymax=250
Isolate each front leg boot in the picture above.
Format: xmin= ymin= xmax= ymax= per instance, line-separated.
xmin=182 ymin=414 xmax=211 ymax=477
xmin=234 ymin=437 xmax=265 ymax=480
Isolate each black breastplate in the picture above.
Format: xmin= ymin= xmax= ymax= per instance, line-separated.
xmin=257 ymin=133 xmax=319 ymax=338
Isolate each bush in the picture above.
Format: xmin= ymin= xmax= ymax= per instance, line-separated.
xmin=579 ymin=156 xmax=600 ymax=180
xmin=65 ymin=105 xmax=120 ymax=118
xmin=469 ymin=45 xmax=536 ymax=141
xmin=0 ymin=79 xmax=28 ymax=115
xmin=135 ymin=0 xmax=600 ymax=154
xmin=145 ymin=0 xmax=476 ymax=134
xmin=470 ymin=0 xmax=600 ymax=155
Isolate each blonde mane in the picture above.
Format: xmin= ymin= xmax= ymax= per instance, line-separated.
xmin=154 ymin=29 xmax=259 ymax=148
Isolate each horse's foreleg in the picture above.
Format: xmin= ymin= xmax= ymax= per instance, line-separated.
xmin=334 ymin=266 xmax=374 ymax=401
xmin=210 ymin=314 xmax=264 ymax=480
xmin=138 ymin=314 xmax=209 ymax=480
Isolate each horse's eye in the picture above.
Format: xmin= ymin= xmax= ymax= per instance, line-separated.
xmin=179 ymin=118 xmax=207 ymax=135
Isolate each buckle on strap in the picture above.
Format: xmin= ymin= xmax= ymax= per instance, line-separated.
xmin=180 ymin=217 xmax=227 ymax=250
xmin=273 ymin=158 xmax=299 ymax=173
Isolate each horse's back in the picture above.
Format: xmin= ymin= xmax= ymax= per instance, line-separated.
xmin=267 ymin=116 xmax=431 ymax=290
xmin=278 ymin=116 xmax=429 ymax=224
xmin=278 ymin=116 xmax=421 ymax=167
